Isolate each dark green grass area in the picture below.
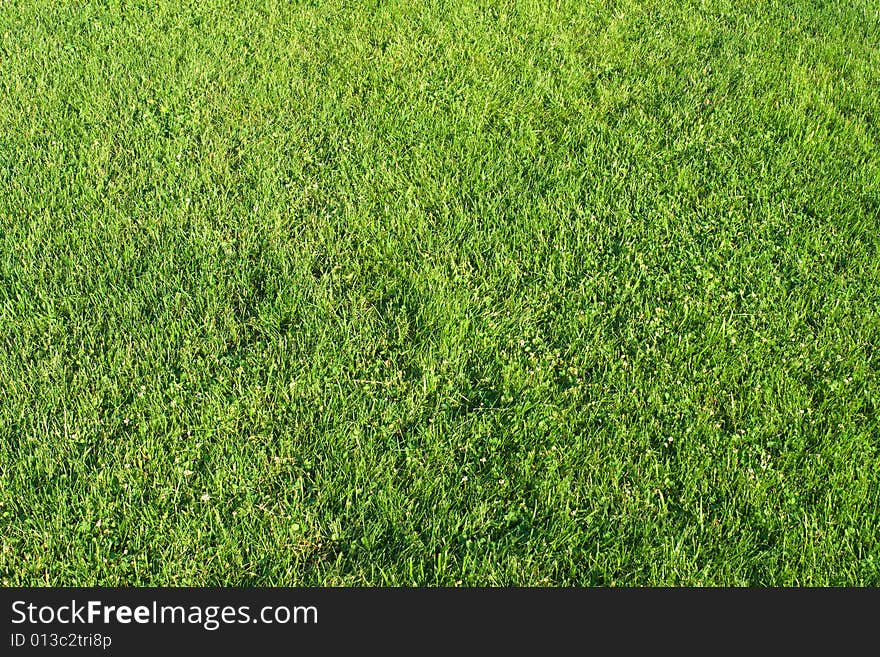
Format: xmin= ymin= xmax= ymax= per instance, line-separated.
xmin=1 ymin=0 xmax=878 ymax=585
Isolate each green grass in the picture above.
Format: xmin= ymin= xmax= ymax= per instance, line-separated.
xmin=1 ymin=0 xmax=879 ymax=586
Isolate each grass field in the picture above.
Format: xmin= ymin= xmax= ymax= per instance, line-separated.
xmin=1 ymin=0 xmax=879 ymax=586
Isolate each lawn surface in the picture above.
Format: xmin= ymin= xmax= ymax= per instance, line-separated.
xmin=1 ymin=0 xmax=879 ymax=585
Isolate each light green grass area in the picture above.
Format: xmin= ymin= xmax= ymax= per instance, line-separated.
xmin=1 ymin=0 xmax=878 ymax=585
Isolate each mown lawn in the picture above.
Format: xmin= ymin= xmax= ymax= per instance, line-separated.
xmin=1 ymin=0 xmax=878 ymax=585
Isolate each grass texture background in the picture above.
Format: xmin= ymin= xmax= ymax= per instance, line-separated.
xmin=1 ymin=0 xmax=878 ymax=584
